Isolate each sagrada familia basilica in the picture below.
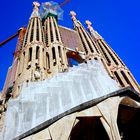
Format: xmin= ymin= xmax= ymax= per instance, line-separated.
xmin=0 ymin=1 xmax=140 ymax=140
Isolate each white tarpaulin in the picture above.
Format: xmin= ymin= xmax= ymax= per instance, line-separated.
xmin=0 ymin=60 xmax=119 ymax=140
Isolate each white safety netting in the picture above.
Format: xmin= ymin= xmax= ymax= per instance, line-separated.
xmin=0 ymin=60 xmax=119 ymax=140
xmin=40 ymin=1 xmax=64 ymax=20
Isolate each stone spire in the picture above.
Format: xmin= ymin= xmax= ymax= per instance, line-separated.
xmin=85 ymin=19 xmax=140 ymax=92
xmin=43 ymin=8 xmax=68 ymax=75
xmin=23 ymin=2 xmax=45 ymax=46
xmin=70 ymin=11 xmax=101 ymax=59
xmin=85 ymin=19 xmax=124 ymax=67
xmin=12 ymin=1 xmax=47 ymax=97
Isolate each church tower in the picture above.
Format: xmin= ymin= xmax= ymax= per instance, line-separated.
xmin=13 ymin=2 xmax=47 ymax=97
xmin=11 ymin=2 xmax=68 ymax=97
xmin=70 ymin=11 xmax=100 ymax=59
xmin=70 ymin=11 xmax=112 ymax=77
xmin=42 ymin=2 xmax=68 ymax=75
xmin=85 ymin=20 xmax=140 ymax=92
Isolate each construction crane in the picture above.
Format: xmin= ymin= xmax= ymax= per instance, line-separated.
xmin=59 ymin=0 xmax=71 ymax=7
xmin=14 ymin=27 xmax=26 ymax=58
xmin=0 ymin=28 xmax=26 ymax=59
xmin=0 ymin=0 xmax=71 ymax=50
xmin=0 ymin=28 xmax=26 ymax=48
xmin=0 ymin=30 xmax=19 ymax=48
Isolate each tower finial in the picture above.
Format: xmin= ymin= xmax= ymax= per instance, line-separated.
xmin=33 ymin=1 xmax=40 ymax=9
xmin=70 ymin=11 xmax=77 ymax=21
xmin=85 ymin=20 xmax=103 ymax=40
xmin=30 ymin=1 xmax=40 ymax=19
xmin=85 ymin=20 xmax=94 ymax=32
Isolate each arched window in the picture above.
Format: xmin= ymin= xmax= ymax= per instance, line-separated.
xmin=98 ymin=42 xmax=111 ymax=64
xmin=30 ymin=20 xmax=34 ymax=42
xmin=36 ymin=46 xmax=40 ymax=59
xmin=53 ymin=18 xmax=59 ymax=41
xmin=29 ymin=47 xmax=32 ymax=62
xmin=102 ymin=40 xmax=119 ymax=65
xmin=50 ymin=17 xmax=54 ymax=42
xmin=121 ymin=71 xmax=133 ymax=88
xmin=114 ymin=71 xmax=124 ymax=87
xmin=52 ymin=47 xmax=56 ymax=66
xmin=77 ymin=28 xmax=88 ymax=54
xmin=36 ymin=19 xmax=39 ymax=41
xmin=46 ymin=52 xmax=50 ymax=69
xmin=58 ymin=46 xmax=62 ymax=63
xmin=22 ymin=52 xmax=25 ymax=71
xmin=80 ymin=27 xmax=94 ymax=53
xmin=45 ymin=21 xmax=48 ymax=45
xmin=24 ymin=23 xmax=30 ymax=46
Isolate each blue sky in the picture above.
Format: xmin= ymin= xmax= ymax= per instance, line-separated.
xmin=0 ymin=0 xmax=140 ymax=91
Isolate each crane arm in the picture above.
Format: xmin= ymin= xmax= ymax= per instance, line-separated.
xmin=0 ymin=32 xmax=19 ymax=47
xmin=59 ymin=0 xmax=71 ymax=7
